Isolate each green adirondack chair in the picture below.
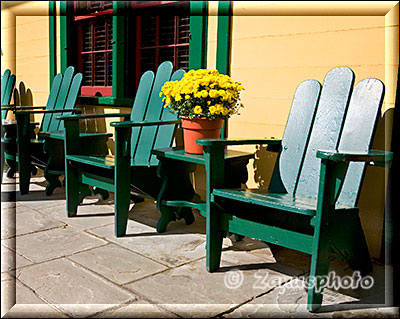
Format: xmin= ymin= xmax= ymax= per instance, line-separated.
xmin=197 ymin=67 xmax=393 ymax=312
xmin=11 ymin=66 xmax=108 ymax=195
xmin=1 ymin=69 xmax=16 ymax=182
xmin=59 ymin=61 xmax=185 ymax=237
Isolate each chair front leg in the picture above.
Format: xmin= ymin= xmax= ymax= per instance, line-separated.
xmin=114 ymin=126 xmax=131 ymax=237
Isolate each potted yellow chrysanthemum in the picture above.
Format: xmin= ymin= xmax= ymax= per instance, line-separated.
xmin=160 ymin=69 xmax=244 ymax=154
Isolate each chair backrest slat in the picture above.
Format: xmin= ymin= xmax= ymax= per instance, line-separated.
xmin=295 ymin=67 xmax=354 ymax=199
xmin=133 ymin=61 xmax=174 ymax=166
xmin=57 ymin=73 xmax=83 ymax=131
xmin=150 ymin=68 xmax=186 ymax=165
xmin=47 ymin=66 xmax=75 ymax=132
xmin=336 ymin=78 xmax=384 ymax=206
xmin=277 ymin=80 xmax=321 ymax=195
xmin=41 ymin=73 xmax=63 ymax=131
xmin=1 ymin=69 xmax=16 ymax=119
xmin=130 ymin=70 xmax=156 ymax=158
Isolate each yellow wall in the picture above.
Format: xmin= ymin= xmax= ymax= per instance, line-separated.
xmin=1 ymin=1 xmax=50 ymax=123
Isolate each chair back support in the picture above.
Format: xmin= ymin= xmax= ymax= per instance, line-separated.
xmin=273 ymin=67 xmax=384 ymax=207
xmin=41 ymin=66 xmax=82 ymax=132
xmin=130 ymin=61 xmax=185 ymax=166
xmin=1 ymin=69 xmax=16 ymax=118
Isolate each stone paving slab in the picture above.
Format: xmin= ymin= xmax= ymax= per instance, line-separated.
xmin=15 ymin=258 xmax=138 ymax=317
xmin=125 ymin=253 xmax=293 ymax=317
xmin=16 ymin=207 xmax=66 ymax=237
xmin=1 ymin=244 xmax=33 ymax=272
xmin=69 ymin=243 xmax=168 ymax=285
xmin=10 ymin=226 xmax=107 ymax=263
xmin=40 ymin=202 xmax=115 ymax=231
xmin=92 ymin=302 xmax=179 ymax=318
xmin=87 ymin=221 xmax=207 ymax=268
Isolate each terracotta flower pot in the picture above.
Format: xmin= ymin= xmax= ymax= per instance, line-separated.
xmin=181 ymin=117 xmax=224 ymax=154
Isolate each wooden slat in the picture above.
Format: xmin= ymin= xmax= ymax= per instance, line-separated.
xmin=40 ymin=73 xmax=63 ymax=131
xmin=227 ymin=216 xmax=314 ymax=254
xmin=47 ymin=66 xmax=75 ymax=132
xmin=150 ymin=68 xmax=185 ymax=165
xmin=1 ymin=70 xmax=11 ymax=104
xmin=134 ymin=61 xmax=173 ymax=166
xmin=57 ymin=73 xmax=83 ymax=131
xmin=130 ymin=70 xmax=155 ymax=157
xmin=213 ymin=188 xmax=317 ymax=216
xmin=295 ymin=67 xmax=354 ymax=199
xmin=337 ymin=78 xmax=384 ymax=207
xmin=278 ymin=80 xmax=321 ymax=195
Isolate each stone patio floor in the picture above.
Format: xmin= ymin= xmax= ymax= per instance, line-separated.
xmin=1 ymin=172 xmax=398 ymax=318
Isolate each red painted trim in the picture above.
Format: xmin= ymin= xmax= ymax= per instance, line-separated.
xmin=81 ymin=86 xmax=112 ymax=96
xmin=73 ymin=9 xmax=113 ymax=21
xmin=132 ymin=1 xmax=180 ymax=9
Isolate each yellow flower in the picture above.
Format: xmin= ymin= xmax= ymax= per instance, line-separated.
xmin=175 ymin=95 xmax=182 ymax=102
xmin=222 ymin=107 xmax=229 ymax=116
xmin=200 ymin=90 xmax=208 ymax=98
xmin=209 ymin=106 xmax=216 ymax=115
xmin=209 ymin=90 xmax=219 ymax=98
xmin=194 ymin=105 xmax=202 ymax=114
xmin=185 ymin=95 xmax=190 ymax=100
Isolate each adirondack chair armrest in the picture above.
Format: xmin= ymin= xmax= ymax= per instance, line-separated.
xmin=2 ymin=106 xmax=47 ymax=111
xmin=316 ymin=149 xmax=393 ymax=167
xmin=15 ymin=108 xmax=82 ymax=115
xmin=197 ymin=138 xmax=282 ymax=149
xmin=57 ymin=113 xmax=131 ymax=121
xmin=110 ymin=119 xmax=181 ymax=128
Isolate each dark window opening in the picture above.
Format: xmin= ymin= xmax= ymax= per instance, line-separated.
xmin=74 ymin=1 xmax=113 ymax=96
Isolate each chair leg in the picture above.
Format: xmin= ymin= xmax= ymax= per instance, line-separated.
xmin=206 ymin=203 xmax=224 ymax=272
xmin=5 ymin=158 xmax=16 ymax=178
xmin=65 ymin=162 xmax=81 ymax=217
xmin=93 ymin=187 xmax=109 ymax=200
xmin=44 ymin=173 xmax=62 ymax=196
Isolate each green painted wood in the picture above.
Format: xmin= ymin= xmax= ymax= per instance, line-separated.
xmin=130 ymin=70 xmax=155 ymax=157
xmin=216 ymin=1 xmax=232 ymax=139
xmin=134 ymin=61 xmax=173 ymax=165
xmin=316 ymin=149 xmax=392 ymax=165
xmin=337 ymin=79 xmax=384 ymax=206
xmin=279 ymin=80 xmax=321 ymax=195
xmin=41 ymin=73 xmax=65 ymax=131
xmin=295 ymin=67 xmax=354 ymax=199
xmin=112 ymin=1 xmax=126 ymax=100
xmin=59 ymin=1 xmax=69 ymax=74
xmin=150 ymin=69 xmax=186 ymax=165
xmin=49 ymin=1 xmax=57 ymax=87
xmin=213 ymin=188 xmax=320 ymax=216
xmin=152 ymin=147 xmax=253 ymax=165
xmin=1 ymin=70 xmax=15 ymax=118
xmin=81 ymin=172 xmax=114 ymax=192
xmin=56 ymin=72 xmax=83 ymax=131
xmin=227 ymin=216 xmax=314 ymax=254
xmin=189 ymin=1 xmax=208 ymax=69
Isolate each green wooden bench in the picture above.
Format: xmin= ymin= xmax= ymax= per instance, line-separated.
xmin=11 ymin=66 xmax=111 ymax=195
xmin=197 ymin=67 xmax=393 ymax=312
xmin=1 ymin=69 xmax=16 ymax=182
xmin=59 ymin=61 xmax=185 ymax=237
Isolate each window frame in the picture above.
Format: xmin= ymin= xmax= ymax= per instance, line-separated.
xmin=55 ymin=1 xmax=209 ymax=106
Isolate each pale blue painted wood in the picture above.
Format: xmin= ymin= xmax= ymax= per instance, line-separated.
xmin=134 ymin=61 xmax=173 ymax=166
xmin=1 ymin=70 xmax=15 ymax=119
xmin=150 ymin=68 xmax=186 ymax=165
xmin=130 ymin=70 xmax=155 ymax=158
xmin=279 ymin=80 xmax=321 ymax=195
xmin=295 ymin=67 xmax=354 ymax=199
xmin=337 ymin=78 xmax=384 ymax=206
